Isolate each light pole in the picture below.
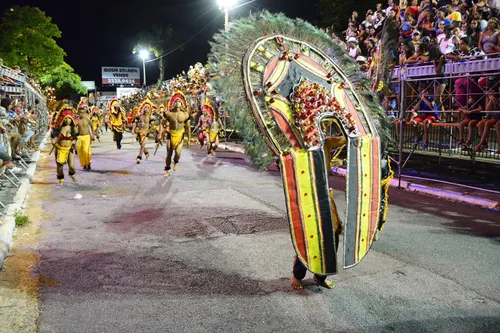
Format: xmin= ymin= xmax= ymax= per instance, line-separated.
xmin=217 ymin=0 xmax=236 ymax=32
xmin=139 ymin=49 xmax=149 ymax=86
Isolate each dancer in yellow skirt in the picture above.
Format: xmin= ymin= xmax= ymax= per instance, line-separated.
xmin=109 ymin=98 xmax=125 ymax=149
xmin=90 ymin=106 xmax=101 ymax=142
xmin=158 ymin=92 xmax=190 ymax=176
xmin=50 ymin=105 xmax=78 ymax=185
xmin=133 ymin=99 xmax=155 ymax=164
xmin=76 ymin=102 xmax=94 ymax=170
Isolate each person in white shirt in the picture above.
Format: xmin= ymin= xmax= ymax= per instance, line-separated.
xmin=438 ymin=24 xmax=459 ymax=54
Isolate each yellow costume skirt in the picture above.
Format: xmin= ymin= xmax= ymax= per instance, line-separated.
xmin=55 ymin=144 xmax=71 ymax=164
xmin=112 ymin=124 xmax=124 ymax=133
xmin=76 ymin=134 xmax=92 ymax=166
xmin=169 ymin=129 xmax=185 ymax=149
xmin=209 ymin=130 xmax=218 ymax=143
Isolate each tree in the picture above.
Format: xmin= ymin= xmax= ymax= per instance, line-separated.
xmin=38 ymin=62 xmax=87 ymax=97
xmin=133 ymin=24 xmax=173 ymax=82
xmin=0 ymin=6 xmax=66 ymax=78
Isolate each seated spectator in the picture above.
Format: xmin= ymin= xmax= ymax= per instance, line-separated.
xmin=399 ymin=0 xmax=408 ymax=21
xmin=438 ymin=24 xmax=459 ymax=54
xmin=407 ymin=87 xmax=439 ymax=149
xmin=399 ymin=40 xmax=415 ymax=65
xmin=474 ymin=89 xmax=500 ymax=152
xmin=478 ymin=18 xmax=500 ymax=54
xmin=347 ymin=37 xmax=362 ymax=59
xmin=0 ymin=151 xmax=21 ymax=172
xmin=405 ymin=0 xmax=419 ymax=21
xmin=411 ymin=30 xmax=422 ymax=48
xmin=457 ymin=95 xmax=484 ymax=147
xmin=406 ymin=44 xmax=429 ymax=63
xmin=374 ymin=10 xmax=387 ymax=31
xmin=434 ymin=9 xmax=447 ymax=31
xmin=446 ymin=36 xmax=483 ymax=61
xmin=420 ymin=10 xmax=435 ymax=37
xmin=469 ymin=20 xmax=481 ymax=46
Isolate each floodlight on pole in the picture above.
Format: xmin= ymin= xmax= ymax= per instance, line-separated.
xmin=217 ymin=0 xmax=237 ymax=31
xmin=139 ymin=49 xmax=150 ymax=86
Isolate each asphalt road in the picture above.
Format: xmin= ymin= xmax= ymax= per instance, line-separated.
xmin=1 ymin=130 xmax=499 ymax=333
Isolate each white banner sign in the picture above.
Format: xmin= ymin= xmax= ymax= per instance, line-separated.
xmin=116 ymin=87 xmax=140 ymax=99
xmin=101 ymin=67 xmax=140 ymax=85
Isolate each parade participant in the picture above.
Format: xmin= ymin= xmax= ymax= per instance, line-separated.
xmin=76 ymin=102 xmax=94 ymax=170
xmin=208 ymin=11 xmax=392 ymax=289
xmin=133 ymin=99 xmax=155 ymax=164
xmin=51 ymin=105 xmax=78 ymax=185
xmin=159 ymin=91 xmax=190 ymax=176
xmin=109 ymin=98 xmax=125 ymax=150
xmin=203 ymin=98 xmax=222 ymax=157
xmin=90 ymin=106 xmax=101 ymax=142
xmin=196 ymin=108 xmax=210 ymax=149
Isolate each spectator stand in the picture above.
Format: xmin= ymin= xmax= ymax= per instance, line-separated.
xmin=0 ymin=64 xmax=49 ymax=197
xmin=391 ymin=52 xmax=500 ymax=181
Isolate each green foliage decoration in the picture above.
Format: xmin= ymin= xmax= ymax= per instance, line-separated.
xmin=207 ymin=10 xmax=392 ymax=170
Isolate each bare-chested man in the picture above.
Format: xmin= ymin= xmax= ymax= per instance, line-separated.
xmin=76 ymin=105 xmax=94 ymax=170
xmin=159 ymin=95 xmax=191 ymax=176
xmin=197 ymin=110 xmax=210 ymax=149
xmin=133 ymin=102 xmax=154 ymax=164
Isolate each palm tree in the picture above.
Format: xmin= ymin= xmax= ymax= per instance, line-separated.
xmin=132 ymin=24 xmax=173 ymax=82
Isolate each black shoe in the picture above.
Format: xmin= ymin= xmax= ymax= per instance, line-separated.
xmin=88 ymin=164 xmax=91 ymax=170
xmin=83 ymin=166 xmax=87 ymax=170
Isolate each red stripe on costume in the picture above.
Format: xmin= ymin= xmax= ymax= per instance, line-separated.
xmin=283 ymin=154 xmax=307 ymax=262
xmin=271 ymin=108 xmax=302 ymax=149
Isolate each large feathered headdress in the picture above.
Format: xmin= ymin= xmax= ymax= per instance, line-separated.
xmin=202 ymin=97 xmax=216 ymax=120
xmin=138 ymin=99 xmax=155 ymax=115
xmin=167 ymin=91 xmax=187 ymax=110
xmin=78 ymin=99 xmax=88 ymax=111
xmin=108 ymin=98 xmax=121 ymax=114
xmin=53 ymin=104 xmax=77 ymax=128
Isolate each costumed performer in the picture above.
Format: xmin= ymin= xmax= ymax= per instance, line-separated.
xmin=159 ymin=91 xmax=190 ymax=176
xmin=133 ymin=99 xmax=155 ymax=164
xmin=109 ymin=98 xmax=125 ymax=150
xmin=204 ymin=98 xmax=223 ymax=157
xmin=207 ymin=11 xmax=393 ymax=290
xmin=90 ymin=106 xmax=101 ymax=141
xmin=196 ymin=107 xmax=210 ymax=149
xmin=50 ymin=105 xmax=78 ymax=185
xmin=76 ymin=101 xmax=94 ymax=170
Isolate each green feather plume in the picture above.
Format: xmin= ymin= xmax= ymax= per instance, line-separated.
xmin=208 ymin=10 xmax=391 ymax=169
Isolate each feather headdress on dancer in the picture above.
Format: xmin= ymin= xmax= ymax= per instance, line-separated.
xmin=202 ymin=97 xmax=216 ymax=120
xmin=91 ymin=105 xmax=100 ymax=114
xmin=167 ymin=91 xmax=187 ymax=110
xmin=53 ymin=105 xmax=77 ymax=128
xmin=138 ymin=99 xmax=155 ymax=115
xmin=108 ymin=98 xmax=122 ymax=114
xmin=77 ymin=100 xmax=88 ymax=111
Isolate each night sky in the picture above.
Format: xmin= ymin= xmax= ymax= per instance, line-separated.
xmin=0 ymin=0 xmax=320 ymax=88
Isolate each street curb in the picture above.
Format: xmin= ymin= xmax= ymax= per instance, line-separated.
xmin=0 ymin=131 xmax=49 ymax=269
xmin=330 ymin=167 xmax=499 ymax=210
xmin=219 ymin=142 xmax=499 ymax=210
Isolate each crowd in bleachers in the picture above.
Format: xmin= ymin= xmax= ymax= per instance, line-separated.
xmin=324 ymin=0 xmax=500 ymax=154
xmin=0 ymin=62 xmax=48 ymax=176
